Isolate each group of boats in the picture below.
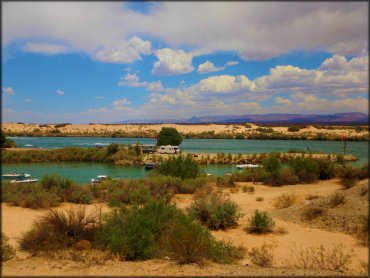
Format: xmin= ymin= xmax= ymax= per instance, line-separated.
xmin=2 ymin=172 xmax=39 ymax=183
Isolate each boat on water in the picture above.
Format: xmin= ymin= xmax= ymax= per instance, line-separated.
xmin=236 ymin=164 xmax=260 ymax=169
xmin=24 ymin=144 xmax=33 ymax=147
xmin=2 ymin=172 xmax=30 ymax=179
xmin=90 ymin=175 xmax=107 ymax=183
xmin=10 ymin=178 xmax=38 ymax=184
xmin=144 ymin=162 xmax=155 ymax=170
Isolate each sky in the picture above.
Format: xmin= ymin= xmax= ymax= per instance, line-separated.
xmin=1 ymin=1 xmax=369 ymax=124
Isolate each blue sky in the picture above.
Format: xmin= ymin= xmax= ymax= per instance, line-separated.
xmin=2 ymin=1 xmax=368 ymax=124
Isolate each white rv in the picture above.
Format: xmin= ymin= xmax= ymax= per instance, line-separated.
xmin=159 ymin=145 xmax=179 ymax=154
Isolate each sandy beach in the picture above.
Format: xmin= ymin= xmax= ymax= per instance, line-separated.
xmin=2 ymin=178 xmax=368 ymax=276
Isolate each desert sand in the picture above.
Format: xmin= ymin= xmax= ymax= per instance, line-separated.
xmin=2 ymin=178 xmax=368 ymax=276
xmin=2 ymin=122 xmax=369 ymax=138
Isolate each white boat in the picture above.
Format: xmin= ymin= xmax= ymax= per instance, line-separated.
xmin=2 ymin=173 xmax=30 ymax=179
xmin=236 ymin=164 xmax=260 ymax=169
xmin=10 ymin=178 xmax=38 ymax=184
xmin=90 ymin=175 xmax=107 ymax=183
xmin=24 ymin=144 xmax=33 ymax=147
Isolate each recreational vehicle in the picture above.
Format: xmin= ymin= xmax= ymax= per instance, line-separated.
xmin=159 ymin=145 xmax=179 ymax=154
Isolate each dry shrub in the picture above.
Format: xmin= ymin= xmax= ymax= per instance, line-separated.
xmin=358 ymin=185 xmax=368 ymax=196
xmin=341 ymin=178 xmax=356 ymax=189
xmin=274 ymin=193 xmax=297 ymax=209
xmin=305 ymin=193 xmax=319 ymax=200
xmin=46 ymin=249 xmax=111 ymax=265
xmin=302 ymin=206 xmax=326 ymax=221
xmin=328 ymin=192 xmax=345 ymax=208
xmin=242 ymin=185 xmax=255 ymax=194
xmin=193 ymin=184 xmax=213 ymax=200
xmin=74 ymin=240 xmax=92 ymax=250
xmin=19 ymin=206 xmax=102 ymax=252
xmin=247 ymin=242 xmax=274 ymax=267
xmin=256 ymin=196 xmax=264 ymax=202
xmin=1 ymin=233 xmax=16 ymax=261
xmin=230 ymin=187 xmax=240 ymax=193
xmin=289 ymin=244 xmax=353 ymax=273
xmin=356 ymin=215 xmax=369 ymax=246
xmin=275 ymin=226 xmax=288 ymax=234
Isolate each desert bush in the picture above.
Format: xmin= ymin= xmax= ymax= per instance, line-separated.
xmin=340 ymin=178 xmax=356 ymax=189
xmin=106 ymin=143 xmax=119 ymax=155
xmin=216 ymin=176 xmax=235 ymax=187
xmin=272 ymin=167 xmax=299 ymax=186
xmin=1 ymin=233 xmax=16 ymax=261
xmin=187 ymin=194 xmax=242 ymax=230
xmin=256 ymin=196 xmax=264 ymax=202
xmin=289 ymin=244 xmax=353 ymax=273
xmin=302 ymin=206 xmax=326 ymax=221
xmin=97 ymin=198 xmax=242 ymax=264
xmin=156 ymin=154 xmax=199 ymax=180
xmin=274 ymin=193 xmax=297 ymax=209
xmin=328 ymin=192 xmax=345 ymax=208
xmin=247 ymin=210 xmax=275 ymax=233
xmin=288 ymin=157 xmax=319 ymax=183
xmin=358 ymin=185 xmax=368 ymax=196
xmin=356 ymin=215 xmax=369 ymax=246
xmin=248 ymin=242 xmax=274 ymax=267
xmin=46 ymin=248 xmax=111 ymax=265
xmin=288 ymin=126 xmax=300 ymax=132
xmin=193 ymin=184 xmax=213 ymax=200
xmin=315 ymin=158 xmax=335 ymax=180
xmin=19 ymin=207 xmax=102 ymax=253
xmin=305 ymin=194 xmax=319 ymax=200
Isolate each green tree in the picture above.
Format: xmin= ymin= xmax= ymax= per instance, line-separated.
xmin=156 ymin=127 xmax=183 ymax=146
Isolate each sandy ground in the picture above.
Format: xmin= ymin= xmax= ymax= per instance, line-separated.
xmin=2 ymin=122 xmax=369 ymax=137
xmin=2 ymin=178 xmax=368 ymax=276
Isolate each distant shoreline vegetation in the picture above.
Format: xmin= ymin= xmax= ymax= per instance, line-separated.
xmin=1 ymin=145 xmax=358 ymax=165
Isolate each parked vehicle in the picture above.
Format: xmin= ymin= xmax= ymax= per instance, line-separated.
xmin=159 ymin=145 xmax=179 ymax=154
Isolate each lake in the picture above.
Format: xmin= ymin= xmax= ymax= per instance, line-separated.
xmin=4 ymin=137 xmax=368 ymax=183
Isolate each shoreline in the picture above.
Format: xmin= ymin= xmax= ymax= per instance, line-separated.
xmin=2 ymin=123 xmax=369 ymax=141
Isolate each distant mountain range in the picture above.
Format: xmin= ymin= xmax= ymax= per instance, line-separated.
xmin=116 ymin=112 xmax=368 ymax=125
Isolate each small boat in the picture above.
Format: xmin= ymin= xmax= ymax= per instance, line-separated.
xmin=90 ymin=175 xmax=107 ymax=183
xmin=2 ymin=173 xmax=30 ymax=179
xmin=236 ymin=164 xmax=260 ymax=169
xmin=144 ymin=162 xmax=155 ymax=170
xmin=10 ymin=178 xmax=38 ymax=184
xmin=24 ymin=144 xmax=33 ymax=147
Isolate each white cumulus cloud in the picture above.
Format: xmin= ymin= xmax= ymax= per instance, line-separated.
xmin=56 ymin=90 xmax=65 ymax=95
xmin=95 ymin=36 xmax=152 ymax=63
xmin=197 ymin=61 xmax=225 ymax=74
xmin=152 ymin=48 xmax=194 ymax=76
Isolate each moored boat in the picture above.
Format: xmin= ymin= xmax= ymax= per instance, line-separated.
xmin=236 ymin=164 xmax=260 ymax=169
xmin=10 ymin=178 xmax=38 ymax=184
xmin=144 ymin=162 xmax=155 ymax=170
xmin=90 ymin=175 xmax=107 ymax=183
xmin=2 ymin=172 xmax=30 ymax=179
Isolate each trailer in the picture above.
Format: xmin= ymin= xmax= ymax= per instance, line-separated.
xmin=159 ymin=145 xmax=179 ymax=154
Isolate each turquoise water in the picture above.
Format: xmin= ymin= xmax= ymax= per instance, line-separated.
xmin=9 ymin=136 xmax=369 ymax=162
xmin=1 ymin=162 xmax=237 ymax=184
xmin=4 ymin=137 xmax=368 ymax=183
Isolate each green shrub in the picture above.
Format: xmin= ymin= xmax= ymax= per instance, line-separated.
xmin=107 ymin=143 xmax=119 ymax=155
xmin=288 ymin=126 xmax=300 ymax=132
xmin=248 ymin=210 xmax=275 ymax=233
xmin=187 ymin=194 xmax=242 ymax=230
xmin=288 ymin=157 xmax=319 ymax=183
xmin=1 ymin=233 xmax=16 ymax=261
xmin=156 ymin=154 xmax=199 ymax=180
